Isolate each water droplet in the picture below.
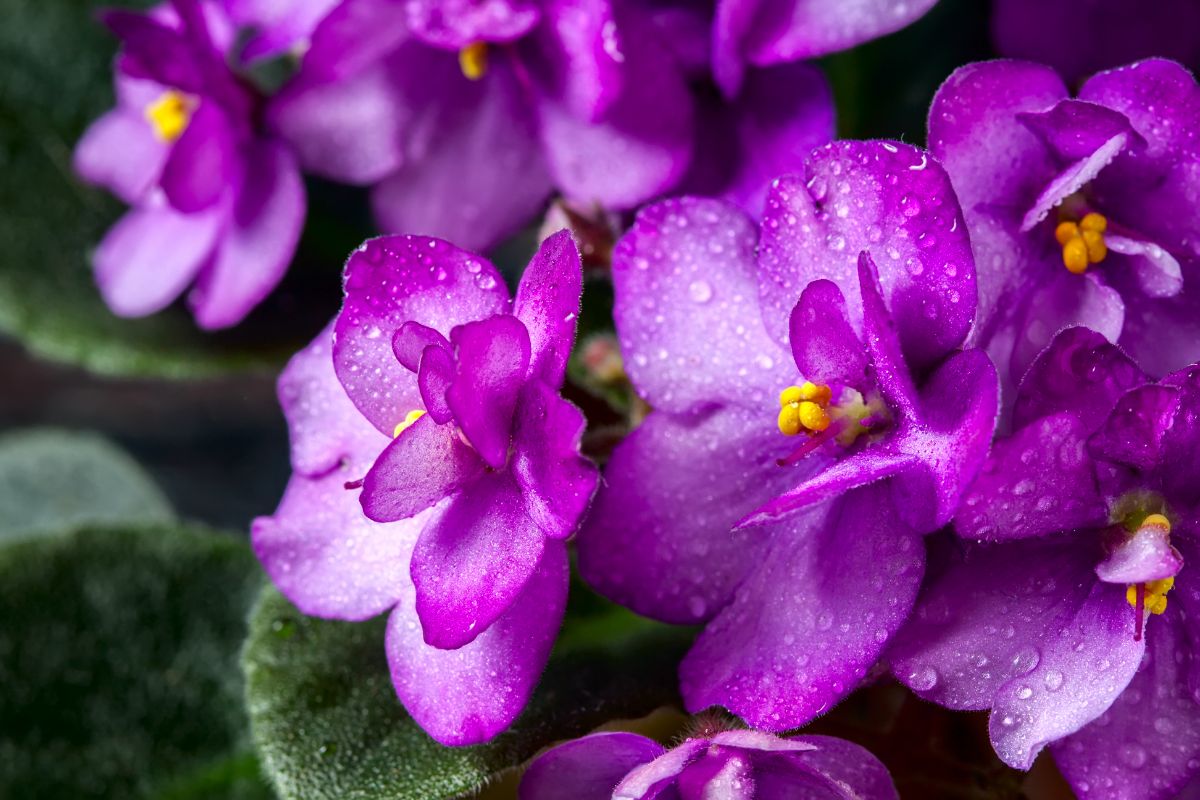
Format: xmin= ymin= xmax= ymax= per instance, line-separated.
xmin=1044 ymin=670 xmax=1064 ymax=691
xmin=909 ymin=665 xmax=939 ymax=691
xmin=688 ymin=280 xmax=713 ymax=304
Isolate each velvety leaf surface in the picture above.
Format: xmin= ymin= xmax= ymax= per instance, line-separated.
xmin=0 ymin=428 xmax=173 ymax=540
xmin=244 ymin=586 xmax=690 ymax=800
xmin=0 ymin=523 xmax=271 ymax=799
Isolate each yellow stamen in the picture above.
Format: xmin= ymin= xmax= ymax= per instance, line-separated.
xmin=144 ymin=90 xmax=192 ymax=142
xmin=777 ymin=382 xmax=833 ymax=436
xmin=1141 ymin=513 xmax=1171 ymax=532
xmin=393 ymin=409 xmax=426 ymax=438
xmin=1127 ymin=576 xmax=1175 ymax=615
xmin=1056 ymin=212 xmax=1108 ymax=275
xmin=458 ymin=42 xmax=488 ymax=80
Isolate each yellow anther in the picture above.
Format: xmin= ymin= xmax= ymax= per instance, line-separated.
xmin=797 ymin=401 xmax=831 ymax=432
xmin=1127 ymin=576 xmax=1175 ymax=615
xmin=778 ymin=405 xmax=803 ymax=436
xmin=1081 ymin=229 xmax=1107 ymax=263
xmin=458 ymin=42 xmax=488 ymax=80
xmin=778 ymin=382 xmax=834 ymax=436
xmin=780 ymin=385 xmax=804 ymax=407
xmin=1063 ymin=237 xmax=1090 ymax=274
xmin=1057 ymin=212 xmax=1108 ymax=274
xmin=393 ymin=409 xmax=426 ymax=438
xmin=1055 ymin=221 xmax=1080 ymax=246
xmin=144 ymin=90 xmax=192 ymax=142
xmin=1080 ymin=212 xmax=1107 ymax=233
xmin=1141 ymin=513 xmax=1171 ymax=532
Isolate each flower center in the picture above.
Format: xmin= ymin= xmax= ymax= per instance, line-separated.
xmin=1054 ymin=211 xmax=1108 ymax=275
xmin=458 ymin=42 xmax=488 ymax=80
xmin=777 ymin=382 xmax=833 ymax=436
xmin=775 ymin=382 xmax=879 ymax=466
xmin=392 ymin=409 xmax=426 ymax=438
xmin=144 ymin=90 xmax=193 ymax=142
xmin=1124 ymin=513 xmax=1175 ymax=621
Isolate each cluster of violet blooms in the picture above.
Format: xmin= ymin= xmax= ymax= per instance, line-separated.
xmin=75 ymin=1 xmax=1200 ymax=799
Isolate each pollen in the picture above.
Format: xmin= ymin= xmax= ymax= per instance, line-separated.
xmin=393 ymin=409 xmax=426 ymax=438
xmin=778 ymin=382 xmax=832 ymax=436
xmin=458 ymin=42 xmax=488 ymax=80
xmin=144 ymin=90 xmax=192 ymax=142
xmin=1127 ymin=576 xmax=1174 ymax=615
xmin=1055 ymin=212 xmax=1107 ymax=275
xmin=1141 ymin=513 xmax=1171 ymax=532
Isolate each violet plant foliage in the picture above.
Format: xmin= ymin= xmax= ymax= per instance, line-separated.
xmin=518 ymin=725 xmax=898 ymax=800
xmin=577 ymin=140 xmax=998 ymax=733
xmin=73 ymin=0 xmax=306 ymax=330
xmin=252 ymin=229 xmax=597 ymax=746
xmin=891 ymin=326 xmax=1200 ymax=799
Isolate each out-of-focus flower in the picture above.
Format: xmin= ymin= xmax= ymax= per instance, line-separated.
xmin=222 ymin=0 xmax=340 ymax=61
xmin=518 ymin=723 xmax=898 ymax=799
xmin=578 ymin=141 xmax=998 ymax=732
xmin=74 ymin=0 xmax=306 ymax=329
xmin=929 ymin=58 xmax=1200 ymax=401
xmin=252 ymin=230 xmax=597 ymax=745
xmin=891 ymin=327 xmax=1200 ymax=798
xmin=991 ymin=0 xmax=1200 ymax=87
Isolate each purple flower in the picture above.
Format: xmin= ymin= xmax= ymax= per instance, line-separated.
xmin=518 ymin=725 xmax=898 ymax=800
xmin=991 ymin=0 xmax=1200 ymax=86
xmin=929 ymin=58 xmax=1200 ymax=401
xmin=709 ymin=0 xmax=942 ymax=96
xmin=222 ymin=0 xmax=340 ymax=61
xmin=890 ymin=326 xmax=1200 ymax=797
xmin=74 ymin=0 xmax=306 ymax=329
xmin=577 ymin=141 xmax=999 ymax=732
xmin=266 ymin=0 xmax=693 ymax=252
xmin=252 ymin=230 xmax=598 ymax=745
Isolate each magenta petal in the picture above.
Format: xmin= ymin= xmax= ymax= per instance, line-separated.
xmin=1106 ymin=234 xmax=1183 ymax=299
xmin=360 ymin=414 xmax=485 ymax=523
xmin=611 ymin=197 xmax=791 ymax=414
xmin=74 ymin=109 xmax=167 ymax=204
xmin=526 ymin=0 xmax=623 ymax=122
xmin=677 ymin=750 xmax=754 ymax=799
xmin=577 ymin=406 xmax=809 ymax=625
xmin=158 ymin=101 xmax=234 ymax=214
xmin=410 ymin=472 xmax=545 ymax=649
xmin=681 ymin=483 xmax=924 ymax=732
xmin=519 ymin=732 xmax=665 ymax=800
xmin=1014 ymin=327 xmax=1146 ymax=431
xmin=93 ymin=201 xmax=221 ymax=318
xmin=736 ymin=0 xmax=940 ymax=65
xmin=392 ymin=321 xmax=450 ymax=372
xmin=785 ymin=735 xmax=900 ymax=800
xmin=788 ymin=279 xmax=869 ymax=391
xmin=956 ymin=412 xmax=1106 ymax=542
xmin=402 ymin=0 xmax=539 ymax=49
xmin=1017 ymin=99 xmax=1142 ymax=164
xmin=189 ymin=139 xmax=305 ymax=329
xmin=612 ymin=739 xmax=708 ymax=798
xmin=1095 ymin=524 xmax=1183 ymax=585
xmin=1019 ymin=132 xmax=1131 ymax=232
xmin=758 ymin=142 xmax=976 ymax=371
xmin=334 ymin=235 xmax=509 ymax=436
xmin=416 ymin=344 xmax=455 ymax=424
xmin=856 ymin=251 xmax=918 ymax=416
xmin=388 ymin=543 xmax=568 ymax=746
xmin=1089 ymin=384 xmax=1181 ymax=472
xmin=446 ymin=314 xmax=531 ymax=468
xmin=1053 ymin=612 xmax=1200 ymax=800
xmin=511 ymin=381 xmax=598 ymax=540
xmin=513 ymin=229 xmax=583 ymax=386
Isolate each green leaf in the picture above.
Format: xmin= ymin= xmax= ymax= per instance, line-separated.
xmin=244 ymin=586 xmax=690 ymax=800
xmin=0 ymin=523 xmax=273 ymax=799
xmin=0 ymin=0 xmax=338 ymax=378
xmin=0 ymin=427 xmax=173 ymax=541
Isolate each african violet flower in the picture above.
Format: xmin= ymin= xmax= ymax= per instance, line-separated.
xmin=578 ymin=141 xmax=998 ymax=732
xmin=518 ymin=724 xmax=898 ymax=799
xmin=890 ymin=327 xmax=1200 ymax=798
xmin=991 ymin=0 xmax=1200 ymax=86
xmin=74 ymin=0 xmax=305 ymax=329
xmin=252 ymin=230 xmax=597 ymax=744
xmin=222 ymin=0 xmax=339 ymax=61
xmin=929 ymin=58 xmax=1200 ymax=400
xmin=266 ymin=0 xmax=693 ymax=252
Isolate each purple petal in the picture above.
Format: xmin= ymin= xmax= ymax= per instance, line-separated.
xmin=74 ymin=109 xmax=168 ymax=204
xmin=225 ymin=0 xmax=340 ymax=61
xmin=612 ymin=739 xmax=708 ymax=799
xmin=360 ymin=414 xmax=486 ymax=522
xmin=524 ymin=0 xmax=623 ymax=122
xmin=103 ymin=10 xmax=207 ymax=93
xmin=410 ymin=471 xmax=546 ymax=649
xmin=1089 ymin=384 xmax=1181 ymax=472
xmin=417 ymin=344 xmax=455 ymax=424
xmin=388 ymin=543 xmax=568 ymax=746
xmin=392 ymin=321 xmax=450 ymax=372
xmin=291 ymin=0 xmax=410 ymax=81
xmin=677 ymin=750 xmax=754 ymax=799
xmin=446 ymin=314 xmax=531 ymax=469
xmin=1018 ymin=132 xmax=1131 ymax=233
xmin=758 ymin=142 xmax=976 ymax=371
xmin=159 ymin=101 xmax=235 ymax=214
xmin=1095 ymin=522 xmax=1184 ymax=585
xmin=956 ymin=412 xmax=1106 ymax=542
xmin=1106 ymin=234 xmax=1183 ymax=299
xmin=577 ymin=406 xmax=810 ymax=625
xmin=1118 ymin=285 xmax=1200 ymax=379
xmin=519 ymin=732 xmax=664 ymax=800
xmin=1017 ymin=99 xmax=1142 ymax=163
xmin=788 ymin=279 xmax=869 ymax=391
xmin=857 ymin=251 xmax=918 ymax=417
xmin=1053 ymin=612 xmax=1200 ymax=800
xmin=189 ymin=139 xmax=305 ymax=329
xmin=513 ymin=229 xmax=583 ymax=386
xmin=610 ymin=197 xmax=791 ymax=414
xmin=1161 ymin=370 xmax=1200 ymax=505
xmin=370 ymin=60 xmax=553 ymax=253
xmin=93 ymin=201 xmax=221 ymax=318
xmin=1013 ymin=326 xmax=1145 ymax=431
xmin=536 ymin=4 xmax=692 ymax=210
xmin=681 ymin=483 xmax=924 ymax=732
xmin=334 ymin=235 xmax=509 ymax=436
xmin=712 ymin=730 xmax=818 ymax=754
xmin=511 ymin=381 xmax=597 ymax=540
xmin=402 ymin=0 xmax=539 ymax=49
xmin=785 ymin=736 xmax=899 ymax=800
